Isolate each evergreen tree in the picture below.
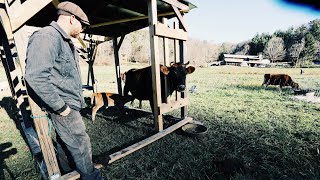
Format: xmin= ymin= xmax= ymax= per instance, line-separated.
xmin=301 ymin=33 xmax=317 ymax=64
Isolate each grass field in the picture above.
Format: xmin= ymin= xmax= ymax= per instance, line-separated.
xmin=1 ymin=65 xmax=320 ymax=179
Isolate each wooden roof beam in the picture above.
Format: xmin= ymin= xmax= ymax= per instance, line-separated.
xmin=160 ymin=0 xmax=189 ymax=11
xmin=7 ymin=0 xmax=52 ymax=32
xmin=171 ymin=5 xmax=187 ymax=31
xmin=89 ymin=9 xmax=189 ymax=29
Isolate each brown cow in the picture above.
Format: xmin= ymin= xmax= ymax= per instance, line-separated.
xmin=262 ymin=74 xmax=299 ymax=91
xmin=90 ymin=92 xmax=135 ymax=121
xmin=123 ymin=62 xmax=195 ymax=112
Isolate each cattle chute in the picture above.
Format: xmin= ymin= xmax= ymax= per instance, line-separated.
xmin=0 ymin=0 xmax=196 ymax=179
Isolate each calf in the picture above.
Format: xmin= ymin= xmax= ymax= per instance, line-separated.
xmin=90 ymin=92 xmax=135 ymax=121
xmin=262 ymin=74 xmax=299 ymax=91
xmin=123 ymin=62 xmax=195 ymax=112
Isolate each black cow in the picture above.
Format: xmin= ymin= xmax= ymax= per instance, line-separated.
xmin=123 ymin=62 xmax=195 ymax=111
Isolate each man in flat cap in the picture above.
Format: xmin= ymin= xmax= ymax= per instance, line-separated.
xmin=25 ymin=1 xmax=104 ymax=179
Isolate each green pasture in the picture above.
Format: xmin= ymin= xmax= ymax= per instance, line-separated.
xmin=0 ymin=65 xmax=319 ymax=179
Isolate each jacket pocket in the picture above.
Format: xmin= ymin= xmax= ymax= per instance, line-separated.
xmin=56 ymin=54 xmax=75 ymax=77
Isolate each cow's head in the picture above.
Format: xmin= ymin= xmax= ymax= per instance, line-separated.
xmin=160 ymin=62 xmax=195 ymax=92
xmin=291 ymin=82 xmax=299 ymax=90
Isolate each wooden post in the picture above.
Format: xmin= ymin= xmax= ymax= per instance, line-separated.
xmin=148 ymin=0 xmax=163 ymax=131
xmin=113 ymin=36 xmax=124 ymax=95
xmin=0 ymin=9 xmax=60 ymax=178
xmin=179 ymin=22 xmax=187 ymax=118
xmin=173 ymin=22 xmax=181 ymax=102
xmin=162 ymin=18 xmax=169 ymax=103
xmin=28 ymin=98 xmax=61 ymax=178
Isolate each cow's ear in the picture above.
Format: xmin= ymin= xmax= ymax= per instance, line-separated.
xmin=186 ymin=66 xmax=195 ymax=74
xmin=160 ymin=65 xmax=170 ymax=75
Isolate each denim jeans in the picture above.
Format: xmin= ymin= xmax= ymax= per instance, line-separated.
xmin=49 ymin=109 xmax=103 ymax=180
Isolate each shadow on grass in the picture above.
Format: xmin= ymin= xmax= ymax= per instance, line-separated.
xmin=234 ymin=84 xmax=293 ymax=94
xmin=0 ymin=142 xmax=17 ymax=180
xmin=0 ymin=96 xmax=31 ymax=146
xmin=0 ymin=97 xmax=21 ymax=124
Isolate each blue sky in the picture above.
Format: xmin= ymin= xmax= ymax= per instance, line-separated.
xmin=185 ymin=0 xmax=320 ymax=44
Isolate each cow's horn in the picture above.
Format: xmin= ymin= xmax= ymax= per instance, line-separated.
xmin=185 ymin=61 xmax=190 ymax=65
xmin=170 ymin=62 xmax=175 ymax=66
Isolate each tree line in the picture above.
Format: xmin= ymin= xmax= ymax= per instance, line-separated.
xmin=86 ymin=19 xmax=320 ymax=67
xmin=230 ymin=19 xmax=320 ymax=66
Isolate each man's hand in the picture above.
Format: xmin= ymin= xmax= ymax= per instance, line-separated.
xmin=60 ymin=106 xmax=71 ymax=116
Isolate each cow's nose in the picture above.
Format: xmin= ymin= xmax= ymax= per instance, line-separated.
xmin=178 ymin=85 xmax=185 ymax=91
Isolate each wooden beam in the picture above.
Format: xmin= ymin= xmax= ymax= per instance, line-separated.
xmin=61 ymin=117 xmax=192 ymax=180
xmin=8 ymin=0 xmax=52 ymax=32
xmin=162 ymin=18 xmax=169 ymax=103
xmin=178 ymin=21 xmax=187 ymax=118
xmin=89 ymin=9 xmax=190 ymax=29
xmin=172 ymin=5 xmax=187 ymax=31
xmin=160 ymin=0 xmax=189 ymax=11
xmin=113 ymin=37 xmax=123 ymax=95
xmin=61 ymin=164 xmax=103 ymax=180
xmin=13 ymin=26 xmax=28 ymax=75
xmin=109 ymin=117 xmax=192 ymax=163
xmin=149 ymin=0 xmax=163 ymax=131
xmin=0 ymin=1 xmax=13 ymax=40
xmin=159 ymin=98 xmax=189 ymax=114
xmin=28 ymin=97 xmax=61 ymax=178
xmin=173 ymin=22 xmax=181 ymax=102
xmin=154 ymin=23 xmax=188 ymax=41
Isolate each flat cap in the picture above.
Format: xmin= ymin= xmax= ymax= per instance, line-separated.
xmin=57 ymin=1 xmax=90 ymax=26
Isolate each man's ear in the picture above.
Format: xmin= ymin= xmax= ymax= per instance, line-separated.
xmin=160 ymin=65 xmax=170 ymax=75
xmin=70 ymin=15 xmax=76 ymax=25
xmin=186 ymin=66 xmax=195 ymax=74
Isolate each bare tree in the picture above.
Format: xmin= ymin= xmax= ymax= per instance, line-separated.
xmin=263 ymin=36 xmax=286 ymax=63
xmin=288 ymin=38 xmax=305 ymax=67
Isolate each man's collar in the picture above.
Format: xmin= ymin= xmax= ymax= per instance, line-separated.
xmin=50 ymin=21 xmax=71 ymax=41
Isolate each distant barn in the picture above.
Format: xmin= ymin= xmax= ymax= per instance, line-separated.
xmin=223 ymin=54 xmax=270 ymax=67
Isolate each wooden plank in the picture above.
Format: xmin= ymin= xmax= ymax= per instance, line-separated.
xmin=148 ymin=0 xmax=163 ymax=131
xmin=113 ymin=37 xmax=122 ymax=95
xmin=173 ymin=22 xmax=181 ymax=101
xmin=154 ymin=23 xmax=188 ymax=41
xmin=172 ymin=5 xmax=187 ymax=31
xmin=162 ymin=18 xmax=169 ymax=103
xmin=13 ymin=26 xmax=28 ymax=75
xmin=108 ymin=117 xmax=192 ymax=163
xmin=178 ymin=21 xmax=187 ymax=118
xmin=28 ymin=97 xmax=60 ymax=178
xmin=61 ymin=164 xmax=103 ymax=180
xmin=61 ymin=117 xmax=192 ymax=180
xmin=8 ymin=0 xmax=52 ymax=32
xmin=159 ymin=98 xmax=189 ymax=114
xmin=160 ymin=0 xmax=189 ymax=10
xmin=0 ymin=1 xmax=14 ymax=40
xmin=89 ymin=9 xmax=190 ymax=29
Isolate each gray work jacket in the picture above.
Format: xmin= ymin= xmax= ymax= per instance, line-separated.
xmin=25 ymin=21 xmax=85 ymax=113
